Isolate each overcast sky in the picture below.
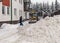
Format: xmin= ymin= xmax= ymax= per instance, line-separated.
xmin=31 ymin=0 xmax=60 ymax=5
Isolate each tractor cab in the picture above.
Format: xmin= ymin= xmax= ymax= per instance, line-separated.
xmin=29 ymin=10 xmax=37 ymax=23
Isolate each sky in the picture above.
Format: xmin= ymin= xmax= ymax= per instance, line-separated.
xmin=31 ymin=0 xmax=60 ymax=5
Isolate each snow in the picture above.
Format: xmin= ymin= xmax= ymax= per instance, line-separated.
xmin=1 ymin=15 xmax=60 ymax=43
xmin=17 ymin=15 xmax=60 ymax=43
xmin=0 ymin=21 xmax=31 ymax=43
xmin=0 ymin=23 xmax=19 ymax=43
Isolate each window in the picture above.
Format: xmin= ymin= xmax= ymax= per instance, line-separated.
xmin=19 ymin=0 xmax=22 ymax=4
xmin=7 ymin=7 xmax=9 ymax=14
xmin=2 ymin=6 xmax=5 ymax=14
xmin=19 ymin=10 xmax=22 ymax=16
xmin=21 ymin=0 xmax=22 ymax=4
xmin=19 ymin=0 xmax=20 ymax=3
xmin=15 ymin=0 xmax=16 ymax=1
xmin=14 ymin=8 xmax=17 ymax=15
xmin=0 ymin=0 xmax=2 ymax=2
xmin=19 ymin=10 xmax=21 ymax=15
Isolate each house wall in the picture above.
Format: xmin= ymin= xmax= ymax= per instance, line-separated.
xmin=0 ymin=0 xmax=24 ymax=22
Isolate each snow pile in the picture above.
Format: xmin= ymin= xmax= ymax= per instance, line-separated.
xmin=0 ymin=21 xmax=30 ymax=43
xmin=0 ymin=23 xmax=20 ymax=43
xmin=1 ymin=15 xmax=60 ymax=43
xmin=18 ymin=15 xmax=60 ymax=43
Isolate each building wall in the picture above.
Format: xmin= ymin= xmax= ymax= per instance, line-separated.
xmin=0 ymin=2 xmax=11 ymax=22
xmin=21 ymin=0 xmax=26 ymax=20
xmin=0 ymin=0 xmax=24 ymax=22
xmin=24 ymin=11 xmax=29 ymax=19
xmin=23 ymin=0 xmax=31 ymax=20
xmin=12 ymin=0 xmax=24 ymax=21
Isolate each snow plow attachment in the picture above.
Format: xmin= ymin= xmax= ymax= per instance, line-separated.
xmin=29 ymin=16 xmax=37 ymax=23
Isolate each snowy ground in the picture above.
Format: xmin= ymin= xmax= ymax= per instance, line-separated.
xmin=0 ymin=21 xmax=32 ymax=43
xmin=1 ymin=15 xmax=60 ymax=43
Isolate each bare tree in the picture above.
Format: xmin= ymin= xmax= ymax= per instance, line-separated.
xmin=51 ymin=2 xmax=54 ymax=12
xmin=46 ymin=2 xmax=49 ymax=12
xmin=55 ymin=0 xmax=58 ymax=11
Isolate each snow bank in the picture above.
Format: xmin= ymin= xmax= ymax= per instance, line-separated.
xmin=0 ymin=23 xmax=20 ymax=43
xmin=1 ymin=15 xmax=60 ymax=43
xmin=17 ymin=15 xmax=60 ymax=43
xmin=0 ymin=21 xmax=30 ymax=43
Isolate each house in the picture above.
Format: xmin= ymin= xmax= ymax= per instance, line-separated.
xmin=0 ymin=0 xmax=24 ymax=25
